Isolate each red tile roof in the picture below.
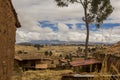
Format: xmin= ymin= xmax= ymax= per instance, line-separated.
xmin=69 ymin=59 xmax=101 ymax=67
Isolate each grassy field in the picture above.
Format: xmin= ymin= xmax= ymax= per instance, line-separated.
xmin=12 ymin=70 xmax=72 ymax=80
xmin=14 ymin=45 xmax=75 ymax=80
xmin=15 ymin=45 xmax=79 ymax=51
xmin=15 ymin=45 xmax=38 ymax=53
xmin=15 ymin=45 xmax=81 ymax=56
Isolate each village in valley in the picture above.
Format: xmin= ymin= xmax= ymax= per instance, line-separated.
xmin=13 ymin=42 xmax=120 ymax=80
xmin=0 ymin=0 xmax=120 ymax=80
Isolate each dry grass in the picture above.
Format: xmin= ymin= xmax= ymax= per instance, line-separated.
xmin=93 ymin=56 xmax=120 ymax=80
xmin=106 ymin=41 xmax=120 ymax=54
xmin=15 ymin=45 xmax=38 ymax=53
xmin=15 ymin=45 xmax=95 ymax=55
xmin=93 ymin=57 xmax=111 ymax=80
xmin=12 ymin=70 xmax=72 ymax=80
xmin=15 ymin=45 xmax=79 ymax=56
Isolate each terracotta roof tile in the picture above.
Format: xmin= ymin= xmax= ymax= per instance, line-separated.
xmin=69 ymin=59 xmax=101 ymax=67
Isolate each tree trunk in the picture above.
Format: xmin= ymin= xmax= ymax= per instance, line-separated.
xmin=84 ymin=0 xmax=89 ymax=60
xmin=85 ymin=23 xmax=89 ymax=60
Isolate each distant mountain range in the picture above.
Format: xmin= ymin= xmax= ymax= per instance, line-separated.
xmin=17 ymin=40 xmax=84 ymax=45
xmin=30 ymin=40 xmax=86 ymax=45
xmin=17 ymin=40 xmax=114 ymax=46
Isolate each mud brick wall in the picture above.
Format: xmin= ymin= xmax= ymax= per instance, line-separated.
xmin=0 ymin=0 xmax=19 ymax=80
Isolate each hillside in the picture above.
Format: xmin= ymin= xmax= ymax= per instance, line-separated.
xmin=15 ymin=45 xmax=38 ymax=53
xmin=107 ymin=41 xmax=120 ymax=54
xmin=15 ymin=44 xmax=79 ymax=55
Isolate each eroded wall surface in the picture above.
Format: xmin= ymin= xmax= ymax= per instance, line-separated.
xmin=0 ymin=0 xmax=17 ymax=80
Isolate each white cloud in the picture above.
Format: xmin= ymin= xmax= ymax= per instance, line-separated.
xmin=57 ymin=23 xmax=69 ymax=32
xmin=12 ymin=0 xmax=120 ymax=43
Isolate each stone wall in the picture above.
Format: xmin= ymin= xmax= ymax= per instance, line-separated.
xmin=0 ymin=0 xmax=18 ymax=80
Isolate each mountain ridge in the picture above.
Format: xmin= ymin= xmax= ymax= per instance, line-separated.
xmin=16 ymin=40 xmax=114 ymax=45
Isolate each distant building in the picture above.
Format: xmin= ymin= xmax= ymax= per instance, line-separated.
xmin=57 ymin=59 xmax=70 ymax=69
xmin=15 ymin=53 xmax=56 ymax=70
xmin=69 ymin=58 xmax=102 ymax=72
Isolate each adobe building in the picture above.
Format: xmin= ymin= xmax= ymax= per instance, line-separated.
xmin=15 ymin=53 xmax=56 ymax=70
xmin=69 ymin=58 xmax=102 ymax=72
xmin=0 ymin=0 xmax=20 ymax=80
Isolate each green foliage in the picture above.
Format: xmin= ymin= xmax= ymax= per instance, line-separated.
xmin=59 ymin=54 xmax=63 ymax=58
xmin=34 ymin=44 xmax=41 ymax=50
xmin=17 ymin=50 xmax=23 ymax=54
xmin=49 ymin=51 xmax=53 ymax=56
xmin=44 ymin=51 xmax=53 ymax=56
xmin=45 ymin=51 xmax=49 ymax=56
xmin=55 ymin=0 xmax=77 ymax=7
xmin=77 ymin=47 xmax=82 ymax=52
xmin=90 ymin=0 xmax=114 ymax=28
xmin=55 ymin=0 xmax=114 ymax=27
xmin=65 ymin=55 xmax=69 ymax=59
xmin=65 ymin=54 xmax=72 ymax=61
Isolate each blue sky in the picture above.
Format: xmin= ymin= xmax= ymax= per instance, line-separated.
xmin=12 ymin=0 xmax=120 ymax=43
xmin=39 ymin=20 xmax=120 ymax=31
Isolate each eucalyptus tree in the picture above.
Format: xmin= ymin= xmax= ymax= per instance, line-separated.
xmin=55 ymin=0 xmax=113 ymax=59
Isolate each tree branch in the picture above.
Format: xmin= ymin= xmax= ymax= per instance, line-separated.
xmin=79 ymin=0 xmax=85 ymax=8
xmin=75 ymin=0 xmax=82 ymax=3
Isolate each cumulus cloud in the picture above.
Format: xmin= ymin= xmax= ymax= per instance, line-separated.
xmin=57 ymin=23 xmax=69 ymax=32
xmin=12 ymin=0 xmax=120 ymax=43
